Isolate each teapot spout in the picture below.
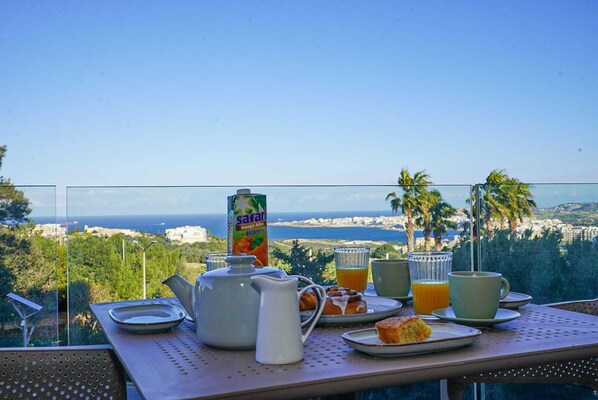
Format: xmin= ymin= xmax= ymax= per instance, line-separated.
xmin=162 ymin=274 xmax=195 ymax=321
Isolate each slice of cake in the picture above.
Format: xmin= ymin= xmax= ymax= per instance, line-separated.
xmin=375 ymin=316 xmax=432 ymax=344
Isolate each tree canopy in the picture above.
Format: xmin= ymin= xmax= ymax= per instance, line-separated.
xmin=0 ymin=146 xmax=31 ymax=225
xmin=271 ymin=240 xmax=334 ymax=285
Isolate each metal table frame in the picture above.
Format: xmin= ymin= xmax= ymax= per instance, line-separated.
xmin=90 ymin=299 xmax=598 ymax=400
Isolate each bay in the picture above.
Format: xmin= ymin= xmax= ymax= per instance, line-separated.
xmin=34 ymin=211 xmax=460 ymax=243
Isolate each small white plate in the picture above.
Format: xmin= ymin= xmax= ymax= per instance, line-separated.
xmin=342 ymin=323 xmax=481 ymax=357
xmin=301 ymin=296 xmax=402 ymax=326
xmin=364 ymin=288 xmax=413 ymax=302
xmin=500 ymin=292 xmax=532 ymax=309
xmin=432 ymin=307 xmax=520 ymax=327
xmin=109 ymin=304 xmax=186 ymax=333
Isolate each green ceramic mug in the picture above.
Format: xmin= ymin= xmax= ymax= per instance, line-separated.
xmin=448 ymin=271 xmax=510 ymax=319
xmin=371 ymin=259 xmax=411 ymax=298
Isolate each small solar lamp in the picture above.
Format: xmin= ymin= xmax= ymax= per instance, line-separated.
xmin=7 ymin=292 xmax=43 ymax=347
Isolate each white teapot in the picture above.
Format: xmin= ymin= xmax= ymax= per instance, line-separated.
xmin=163 ymin=255 xmax=320 ymax=349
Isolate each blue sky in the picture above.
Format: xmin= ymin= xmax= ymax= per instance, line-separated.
xmin=1 ymin=1 xmax=597 ymax=215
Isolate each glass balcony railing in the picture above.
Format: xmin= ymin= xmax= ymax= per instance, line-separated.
xmin=477 ymin=183 xmax=598 ymax=304
xmin=64 ymin=184 xmax=473 ymax=345
xmin=2 ymin=182 xmax=597 ymax=399
xmin=0 ymin=185 xmax=58 ymax=347
xmin=474 ymin=183 xmax=598 ymax=400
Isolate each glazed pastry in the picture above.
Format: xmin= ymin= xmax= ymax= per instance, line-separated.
xmin=375 ymin=316 xmax=432 ymax=344
xmin=323 ymin=297 xmax=367 ymax=315
xmin=322 ymin=286 xmax=367 ymax=315
xmin=298 ymin=286 xmax=368 ymax=315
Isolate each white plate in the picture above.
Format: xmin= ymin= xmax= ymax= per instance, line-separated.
xmin=364 ymin=288 xmax=413 ymax=302
xmin=109 ymin=304 xmax=186 ymax=333
xmin=342 ymin=323 xmax=481 ymax=357
xmin=432 ymin=307 xmax=521 ymax=327
xmin=301 ymin=296 xmax=402 ymax=326
xmin=500 ymin=292 xmax=532 ymax=309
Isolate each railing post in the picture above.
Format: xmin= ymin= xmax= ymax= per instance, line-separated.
xmin=474 ymin=184 xmax=482 ymax=272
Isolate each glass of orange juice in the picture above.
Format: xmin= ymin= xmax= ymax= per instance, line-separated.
xmin=334 ymin=245 xmax=370 ymax=292
xmin=407 ymin=251 xmax=452 ymax=315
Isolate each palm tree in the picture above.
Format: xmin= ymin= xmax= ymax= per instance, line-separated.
xmin=415 ymin=189 xmax=440 ymax=251
xmin=385 ymin=168 xmax=432 ymax=252
xmin=501 ymin=178 xmax=537 ymax=233
xmin=430 ymin=193 xmax=458 ymax=250
xmin=476 ymin=169 xmax=512 ymax=239
xmin=478 ymin=170 xmax=536 ymax=238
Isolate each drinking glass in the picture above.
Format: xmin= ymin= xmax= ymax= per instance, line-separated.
xmin=205 ymin=252 xmax=231 ymax=271
xmin=407 ymin=251 xmax=452 ymax=315
xmin=333 ymin=245 xmax=370 ymax=292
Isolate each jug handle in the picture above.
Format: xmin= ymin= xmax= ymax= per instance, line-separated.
xmin=297 ymin=284 xmax=326 ymax=343
xmin=288 ymin=275 xmax=323 ymax=305
xmin=288 ymin=275 xmax=324 ymax=327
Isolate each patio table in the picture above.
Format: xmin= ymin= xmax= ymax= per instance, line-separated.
xmin=90 ymin=298 xmax=598 ymax=400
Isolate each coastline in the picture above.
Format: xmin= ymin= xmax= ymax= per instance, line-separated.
xmin=30 ymin=210 xmax=598 ymax=245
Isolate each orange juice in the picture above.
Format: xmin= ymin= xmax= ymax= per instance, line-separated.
xmin=336 ymin=266 xmax=368 ymax=292
xmin=411 ymin=281 xmax=450 ymax=315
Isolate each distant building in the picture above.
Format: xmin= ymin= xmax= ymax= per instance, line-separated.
xmin=34 ymin=224 xmax=65 ymax=237
xmin=571 ymin=226 xmax=598 ymax=242
xmin=165 ymin=226 xmax=208 ymax=244
xmin=560 ymin=225 xmax=574 ymax=242
xmin=34 ymin=224 xmax=67 ymax=244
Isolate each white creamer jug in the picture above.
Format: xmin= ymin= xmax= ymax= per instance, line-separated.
xmin=250 ymin=275 xmax=326 ymax=365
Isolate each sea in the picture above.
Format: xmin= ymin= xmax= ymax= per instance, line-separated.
xmin=33 ymin=211 xmax=460 ymax=243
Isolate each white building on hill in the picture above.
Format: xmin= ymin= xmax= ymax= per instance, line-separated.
xmin=166 ymin=226 xmax=208 ymax=244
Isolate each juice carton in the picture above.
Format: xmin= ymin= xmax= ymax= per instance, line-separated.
xmin=227 ymin=189 xmax=268 ymax=266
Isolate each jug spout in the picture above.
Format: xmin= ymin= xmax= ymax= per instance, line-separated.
xmin=162 ymin=274 xmax=195 ymax=321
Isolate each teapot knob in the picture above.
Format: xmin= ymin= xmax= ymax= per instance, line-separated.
xmin=225 ymin=255 xmax=257 ymax=270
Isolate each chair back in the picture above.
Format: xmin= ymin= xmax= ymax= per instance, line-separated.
xmin=546 ymin=298 xmax=598 ymax=316
xmin=0 ymin=344 xmax=127 ymax=399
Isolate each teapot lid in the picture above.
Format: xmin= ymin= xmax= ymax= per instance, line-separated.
xmin=201 ymin=254 xmax=282 ymax=279
xmin=225 ymin=254 xmax=257 ymax=269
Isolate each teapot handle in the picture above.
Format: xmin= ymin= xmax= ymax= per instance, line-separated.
xmin=296 ymin=284 xmax=326 ymax=344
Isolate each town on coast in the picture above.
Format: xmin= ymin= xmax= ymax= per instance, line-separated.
xmin=33 ymin=208 xmax=598 ymax=247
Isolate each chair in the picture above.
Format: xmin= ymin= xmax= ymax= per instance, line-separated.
xmin=447 ymin=299 xmax=598 ymax=400
xmin=0 ymin=344 xmax=127 ymax=399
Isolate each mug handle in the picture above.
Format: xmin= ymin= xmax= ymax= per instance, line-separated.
xmin=297 ymin=284 xmax=326 ymax=344
xmin=499 ymin=277 xmax=510 ymax=300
